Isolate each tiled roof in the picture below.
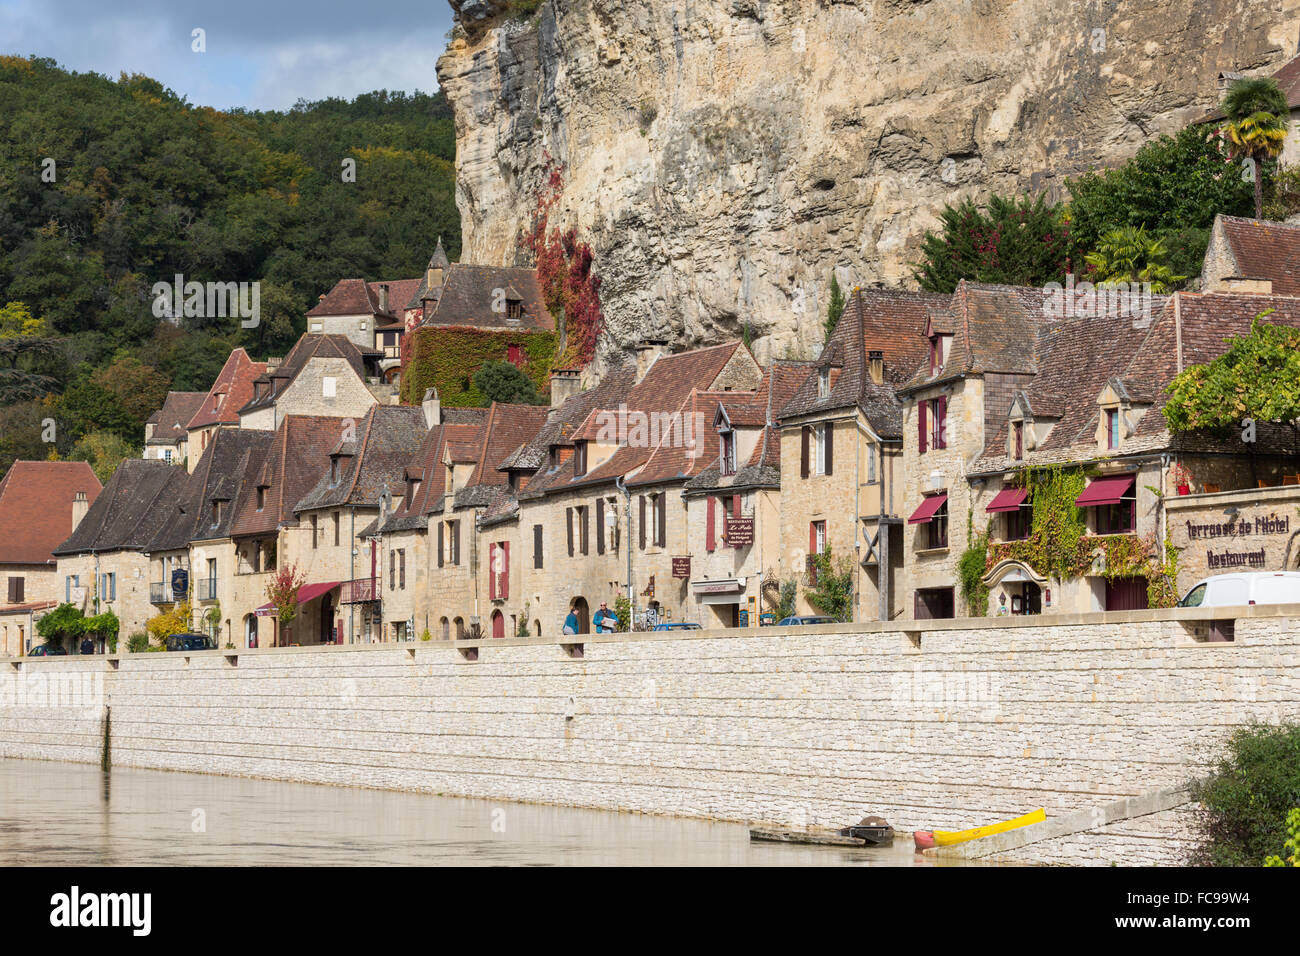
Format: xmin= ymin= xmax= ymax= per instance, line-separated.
xmin=148 ymin=428 xmax=276 ymax=550
xmin=188 ymin=349 xmax=268 ymax=429
xmin=512 ymin=366 xmax=639 ymax=480
xmin=368 ymin=278 xmax=421 ymax=320
xmin=780 ymin=287 xmax=947 ymax=436
xmin=420 ymin=264 xmax=555 ymax=331
xmin=378 ymin=408 xmax=490 ymax=532
xmin=228 ymin=415 xmax=353 ymax=539
xmin=294 ymin=406 xmax=428 ymax=513
xmin=53 ymin=459 xmax=186 ymax=556
xmin=1216 ymin=215 xmax=1300 ymax=296
xmin=0 ymin=462 xmax=102 ymax=565
xmin=239 ymin=334 xmax=377 ymax=415
xmin=308 ymin=277 xmax=422 ymax=320
xmin=146 ymin=391 xmax=206 ymax=444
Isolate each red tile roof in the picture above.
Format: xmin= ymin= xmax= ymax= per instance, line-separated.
xmin=0 ymin=462 xmax=102 ymax=565
xmin=146 ymin=391 xmax=207 ymax=444
xmin=228 ymin=415 xmax=353 ymax=539
xmin=1216 ymin=215 xmax=1300 ymax=296
xmin=187 ymin=349 xmax=269 ymax=429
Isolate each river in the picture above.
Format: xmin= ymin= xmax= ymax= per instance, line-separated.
xmin=0 ymin=758 xmax=951 ymax=866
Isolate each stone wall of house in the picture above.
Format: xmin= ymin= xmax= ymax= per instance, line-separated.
xmin=272 ymin=359 xmax=376 ymax=430
xmin=55 ymin=552 xmax=153 ymax=641
xmin=5 ymin=606 xmax=1300 ymax=865
xmin=1166 ymin=485 xmax=1300 ymax=592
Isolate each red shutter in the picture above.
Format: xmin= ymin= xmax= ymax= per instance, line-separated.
xmin=809 ymin=522 xmax=817 ymax=557
xmin=502 ymin=542 xmax=510 ymax=600
xmin=936 ymin=396 xmax=947 ymax=450
xmin=596 ymin=498 xmax=605 ymax=554
xmin=800 ymin=426 xmax=810 ymax=478
xmin=488 ymin=543 xmax=497 ymax=599
xmin=824 ymin=423 xmax=834 ymax=476
xmin=706 ymin=496 xmax=716 ymax=551
xmin=918 ymin=400 xmax=928 ymax=454
xmin=639 ymin=496 xmax=646 ymax=550
xmin=437 ymin=523 xmax=444 ymax=568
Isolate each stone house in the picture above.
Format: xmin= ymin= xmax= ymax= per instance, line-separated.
xmin=51 ymin=459 xmax=188 ymax=645
xmin=238 ymin=334 xmax=385 ymax=431
xmin=186 ymin=348 xmax=268 ymax=467
xmin=143 ymin=391 xmax=205 ymax=465
xmin=0 ymin=461 xmax=101 ymax=655
xmin=292 ymin=404 xmax=428 ymax=644
xmin=306 ymin=273 xmax=423 ymax=383
xmin=777 ymin=288 xmax=949 ymax=622
xmin=1200 ymin=215 xmax=1300 ymax=296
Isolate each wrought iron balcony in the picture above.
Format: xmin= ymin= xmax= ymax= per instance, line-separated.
xmin=149 ymin=582 xmax=175 ymax=605
xmin=339 ymin=577 xmax=379 ymax=604
xmin=196 ymin=578 xmax=218 ymax=602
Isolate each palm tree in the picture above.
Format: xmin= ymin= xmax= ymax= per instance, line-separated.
xmin=1083 ymin=225 xmax=1186 ymax=292
xmin=1220 ymin=78 xmax=1289 ymax=220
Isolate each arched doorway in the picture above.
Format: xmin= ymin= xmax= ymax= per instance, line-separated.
xmin=533 ymin=619 xmax=541 ymax=637
xmin=320 ymin=593 xmax=335 ymax=644
xmin=440 ymin=617 xmax=450 ymax=641
xmin=454 ymin=617 xmax=465 ymax=640
xmin=491 ymin=610 xmax=505 ymax=639
xmin=571 ymin=597 xmax=590 ymax=634
xmin=245 ymin=614 xmax=258 ymax=649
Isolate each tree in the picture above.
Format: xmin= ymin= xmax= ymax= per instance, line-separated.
xmin=35 ymin=602 xmax=84 ymax=651
xmin=804 ymin=546 xmax=853 ymax=621
xmin=1163 ymin=313 xmax=1300 ymax=442
xmin=69 ymin=429 xmax=136 ymax=482
xmin=90 ymin=356 xmax=171 ymax=423
xmin=1220 ymin=77 xmax=1289 ymax=220
xmin=1189 ymin=722 xmax=1300 ymax=866
xmin=146 ymin=599 xmax=192 ymax=648
xmin=1083 ymin=226 xmax=1186 ymax=292
xmin=265 ymin=564 xmax=307 ymax=646
xmin=825 ymin=273 xmax=845 ymax=338
xmin=914 ymin=193 xmax=1073 ymax=293
xmin=0 ymin=302 xmax=58 ymax=402
xmin=473 ymin=360 xmax=544 ymax=406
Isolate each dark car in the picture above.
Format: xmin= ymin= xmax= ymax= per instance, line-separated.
xmin=165 ymin=633 xmax=216 ymax=652
xmin=653 ymin=622 xmax=702 ymax=631
xmin=27 ymin=644 xmax=68 ymax=656
xmin=776 ymin=615 xmax=839 ymax=626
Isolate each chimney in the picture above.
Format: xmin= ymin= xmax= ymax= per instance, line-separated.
xmin=422 ymin=387 xmax=441 ymax=428
xmin=1213 ymin=275 xmax=1273 ymax=295
xmin=635 ymin=340 xmax=669 ymax=383
xmin=549 ymin=368 xmax=582 ymax=409
xmin=868 ymin=350 xmax=884 ymax=385
xmin=378 ymin=283 xmax=389 ymax=314
xmin=71 ymin=491 xmax=89 ymax=531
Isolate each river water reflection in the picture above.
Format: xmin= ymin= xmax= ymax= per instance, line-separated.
xmin=0 ymin=758 xmax=958 ymax=866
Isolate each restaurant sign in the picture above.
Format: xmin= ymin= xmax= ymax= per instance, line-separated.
xmin=725 ymin=517 xmax=754 ymax=547
xmin=672 ymin=556 xmax=691 ymax=579
xmin=1185 ymin=512 xmax=1291 ymax=571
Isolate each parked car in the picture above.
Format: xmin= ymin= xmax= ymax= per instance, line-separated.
xmin=165 ymin=633 xmax=217 ymax=652
xmin=27 ymin=644 xmax=67 ymax=656
xmin=1178 ymin=572 xmax=1300 ymax=608
xmin=654 ymin=622 xmax=702 ymax=630
xmin=776 ymin=615 xmax=840 ymax=626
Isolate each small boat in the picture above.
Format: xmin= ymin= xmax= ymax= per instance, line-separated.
xmin=837 ymin=815 xmax=895 ymax=847
xmin=749 ymin=828 xmax=865 ymax=847
xmin=912 ymin=808 xmax=1046 ymax=852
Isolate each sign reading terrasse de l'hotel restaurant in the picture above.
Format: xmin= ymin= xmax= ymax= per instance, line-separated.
xmin=1185 ymin=512 xmax=1292 ymax=570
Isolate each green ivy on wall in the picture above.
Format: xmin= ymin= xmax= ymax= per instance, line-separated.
xmin=400 ymin=327 xmax=559 ymax=407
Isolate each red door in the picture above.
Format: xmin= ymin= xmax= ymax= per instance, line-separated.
xmin=491 ymin=610 xmax=505 ymax=639
xmin=1105 ymin=578 xmax=1149 ymax=611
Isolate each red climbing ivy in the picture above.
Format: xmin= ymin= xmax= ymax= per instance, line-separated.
xmin=522 ymin=154 xmax=604 ymax=366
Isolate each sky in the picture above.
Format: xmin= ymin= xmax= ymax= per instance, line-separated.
xmin=0 ymin=0 xmax=456 ymax=110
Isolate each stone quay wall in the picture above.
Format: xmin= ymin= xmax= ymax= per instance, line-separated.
xmin=2 ymin=605 xmax=1298 ymax=865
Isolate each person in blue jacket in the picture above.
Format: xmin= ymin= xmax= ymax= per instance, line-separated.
xmin=563 ymin=602 xmax=580 ymax=635
xmin=592 ymin=601 xmax=617 ymax=633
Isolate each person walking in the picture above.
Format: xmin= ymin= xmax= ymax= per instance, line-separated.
xmin=562 ymin=603 xmax=580 ymax=635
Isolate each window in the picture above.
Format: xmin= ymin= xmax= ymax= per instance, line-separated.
xmin=918 ymin=396 xmax=947 ymax=453
xmin=573 ymin=441 xmax=588 ymax=478
xmin=818 ymin=367 xmax=830 ymax=398
xmin=330 ymin=458 xmax=339 ymax=485
xmin=929 ymin=337 xmax=940 ymax=374
xmin=206 ymin=559 xmax=217 ymax=589
xmin=1096 ymin=498 xmax=1135 ymax=534
xmin=310 ymin=322 xmax=322 ymax=332
xmin=1012 ymin=421 xmax=1023 ymax=460
xmin=1106 ymin=409 xmax=1120 ymax=450
xmin=311 ymin=514 xmax=318 ymax=549
xmin=323 ymin=376 xmax=337 ymax=398
xmin=100 ymin=573 xmax=116 ymax=602
xmin=449 ymin=521 xmax=461 ymax=565
xmin=389 ymin=550 xmax=396 ymax=590
xmin=66 ymin=575 xmax=79 ymax=602
xmin=489 ymin=542 xmax=509 ymax=600
xmin=256 ymin=486 xmax=266 ymax=511
xmin=211 ymin=500 xmax=221 ymax=525
xmin=7 ymin=577 xmax=23 ymax=603
xmin=927 ymin=500 xmax=949 ymax=549
xmin=652 ymin=494 xmax=666 ymax=548
xmin=533 ymin=523 xmax=544 ymax=569
xmin=814 ymin=423 xmax=834 ymax=475
xmin=507 ymin=300 xmax=523 ymax=321
xmin=810 ymin=520 xmax=827 ymax=555
xmin=1005 ymin=503 xmax=1030 ymax=541
xmin=163 ymin=449 xmax=173 ymax=463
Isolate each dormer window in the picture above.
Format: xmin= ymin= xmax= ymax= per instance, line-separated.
xmin=256 ymin=486 xmax=267 ymax=511
xmin=720 ymin=430 xmax=737 ymax=476
xmin=213 ymin=392 xmax=225 ymax=411
xmin=1105 ymin=409 xmax=1120 ymax=450
xmin=211 ymin=500 xmax=222 ymax=525
xmin=818 ymin=367 xmax=831 ymax=398
xmin=507 ymin=300 xmax=523 ymax=321
xmin=573 ymin=441 xmax=588 ymax=478
xmin=1012 ymin=421 xmax=1024 ymax=460
xmin=330 ymin=457 xmax=340 ymax=486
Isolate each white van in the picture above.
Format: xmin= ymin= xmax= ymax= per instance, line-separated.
xmin=1177 ymin=571 xmax=1300 ymax=608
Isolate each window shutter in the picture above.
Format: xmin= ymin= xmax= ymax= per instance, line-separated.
xmin=824 ymin=422 xmax=834 ymax=476
xmin=452 ymin=522 xmax=460 ymax=565
xmin=656 ymin=494 xmax=666 ymax=547
xmin=639 ymin=496 xmax=646 ymax=550
xmin=800 ymin=426 xmax=810 ymax=478
xmin=502 ymin=542 xmax=510 ymax=600
xmin=566 ymin=507 xmax=574 ymax=556
xmin=437 ymin=522 xmax=445 ymax=568
xmin=706 ymin=496 xmax=716 ymax=551
xmin=581 ymin=507 xmax=589 ymax=555
xmin=390 ymin=550 xmax=396 ymax=590
xmin=399 ymin=550 xmax=406 ymax=590
xmin=936 ymin=396 xmax=947 ymax=450
xmin=596 ymin=498 xmax=605 ymax=554
xmin=918 ymin=400 xmax=928 ymax=454
xmin=534 ymin=524 xmax=543 ymax=569
xmin=489 ymin=544 xmax=497 ymax=599
xmin=809 ymin=522 xmax=817 ymax=558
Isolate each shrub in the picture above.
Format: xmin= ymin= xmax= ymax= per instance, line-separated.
xmin=473 ymin=359 xmax=544 ymax=405
xmin=805 ymin=548 xmax=853 ymax=621
xmin=126 ymin=632 xmax=149 ymax=654
xmin=1188 ymin=722 xmax=1300 ymax=866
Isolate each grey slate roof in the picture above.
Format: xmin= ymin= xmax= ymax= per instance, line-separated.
xmin=53 ymin=459 xmax=189 ymax=556
xmin=294 ymin=405 xmax=428 ymax=514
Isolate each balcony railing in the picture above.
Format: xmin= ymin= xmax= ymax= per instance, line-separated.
xmin=383 ymin=346 xmax=401 ymax=359
xmin=149 ymin=582 xmax=175 ymax=605
xmin=196 ymin=578 xmax=218 ymax=602
xmin=339 ymin=577 xmax=379 ymax=604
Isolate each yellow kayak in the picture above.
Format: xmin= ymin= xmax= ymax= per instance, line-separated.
xmin=913 ymin=808 xmax=1045 ymax=850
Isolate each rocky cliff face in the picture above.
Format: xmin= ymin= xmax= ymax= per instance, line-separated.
xmin=438 ymin=0 xmax=1300 ymax=365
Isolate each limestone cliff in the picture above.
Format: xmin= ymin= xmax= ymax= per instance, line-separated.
xmin=438 ymin=0 xmax=1300 ymax=365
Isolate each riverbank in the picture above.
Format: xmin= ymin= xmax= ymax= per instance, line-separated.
xmin=3 ymin=606 xmax=1298 ymax=865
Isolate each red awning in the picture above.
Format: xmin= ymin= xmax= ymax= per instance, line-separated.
xmin=985 ymin=487 xmax=1028 ymax=513
xmin=907 ymin=492 xmax=949 ymax=524
xmin=1074 ymin=476 xmax=1135 ymax=507
xmin=256 ymin=581 xmax=341 ymax=615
